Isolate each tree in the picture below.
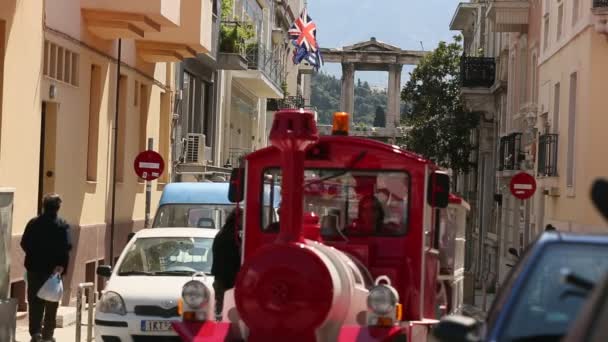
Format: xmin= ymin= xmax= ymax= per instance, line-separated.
xmin=399 ymin=36 xmax=479 ymax=174
xmin=373 ymin=106 xmax=386 ymax=127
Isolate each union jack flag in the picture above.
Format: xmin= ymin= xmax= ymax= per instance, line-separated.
xmin=288 ymin=8 xmax=323 ymax=71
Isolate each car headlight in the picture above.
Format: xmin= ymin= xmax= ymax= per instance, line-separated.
xmin=98 ymin=291 xmax=127 ymax=316
xmin=367 ymin=285 xmax=398 ymax=315
xmin=181 ymin=280 xmax=210 ymax=309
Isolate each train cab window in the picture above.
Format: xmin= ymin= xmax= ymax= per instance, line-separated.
xmin=261 ymin=168 xmax=410 ymax=236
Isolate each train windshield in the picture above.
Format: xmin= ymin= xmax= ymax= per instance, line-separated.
xmin=262 ymin=168 xmax=410 ymax=236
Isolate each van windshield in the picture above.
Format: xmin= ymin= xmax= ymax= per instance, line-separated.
xmin=152 ymin=204 xmax=235 ymax=229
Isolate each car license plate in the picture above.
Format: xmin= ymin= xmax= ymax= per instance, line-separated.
xmin=141 ymin=320 xmax=173 ymax=332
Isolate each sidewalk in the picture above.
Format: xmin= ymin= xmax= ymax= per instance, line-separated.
xmin=462 ymin=290 xmax=495 ymax=321
xmin=15 ymin=312 xmax=93 ymax=342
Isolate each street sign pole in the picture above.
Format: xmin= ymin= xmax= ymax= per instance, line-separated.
xmin=109 ymin=38 xmax=122 ymax=267
xmin=145 ymin=138 xmax=153 ymax=228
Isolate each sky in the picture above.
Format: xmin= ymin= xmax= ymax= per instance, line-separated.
xmin=308 ymin=0 xmax=462 ymax=88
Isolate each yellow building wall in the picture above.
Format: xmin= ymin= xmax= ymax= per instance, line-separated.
xmin=0 ymin=0 xmax=45 ymax=234
xmin=539 ymin=26 xmax=608 ymax=232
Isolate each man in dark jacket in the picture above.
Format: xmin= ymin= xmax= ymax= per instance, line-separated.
xmin=211 ymin=208 xmax=242 ymax=320
xmin=20 ymin=194 xmax=72 ymax=342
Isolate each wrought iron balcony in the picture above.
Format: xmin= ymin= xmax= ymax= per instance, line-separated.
xmin=499 ymin=132 xmax=524 ymax=171
xmin=594 ymin=0 xmax=608 ymax=8
xmin=267 ymin=95 xmax=306 ymax=111
xmin=461 ymin=56 xmax=496 ymax=88
xmin=245 ymin=43 xmax=286 ymax=89
xmin=538 ymin=134 xmax=558 ymax=177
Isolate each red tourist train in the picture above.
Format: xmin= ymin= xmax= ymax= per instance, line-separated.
xmin=172 ymin=109 xmax=469 ymax=342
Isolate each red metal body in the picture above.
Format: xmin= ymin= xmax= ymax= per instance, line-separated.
xmin=173 ymin=110 xmax=461 ymax=341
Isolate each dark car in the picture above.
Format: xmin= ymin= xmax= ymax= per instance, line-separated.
xmin=433 ymin=231 xmax=608 ymax=342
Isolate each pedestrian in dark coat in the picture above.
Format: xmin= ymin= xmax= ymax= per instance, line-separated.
xmin=211 ymin=208 xmax=242 ymax=319
xmin=20 ymin=194 xmax=72 ymax=342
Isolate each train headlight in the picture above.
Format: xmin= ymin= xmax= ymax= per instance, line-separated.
xmin=368 ymin=286 xmax=397 ymax=315
xmin=367 ymin=276 xmax=401 ymax=327
xmin=181 ymin=280 xmax=210 ymax=309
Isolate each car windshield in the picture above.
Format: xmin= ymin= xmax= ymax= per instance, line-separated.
xmin=262 ymin=168 xmax=409 ymax=236
xmin=152 ymin=204 xmax=235 ymax=229
xmin=117 ymin=237 xmax=214 ymax=276
xmin=500 ymin=243 xmax=608 ymax=342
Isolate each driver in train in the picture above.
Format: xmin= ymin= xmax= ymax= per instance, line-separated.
xmin=266 ymin=205 xmax=281 ymax=232
xmin=349 ymin=176 xmax=385 ymax=234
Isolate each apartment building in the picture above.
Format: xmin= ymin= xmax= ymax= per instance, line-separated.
xmin=536 ymin=0 xmax=608 ymax=232
xmin=0 ymin=0 xmax=213 ymax=308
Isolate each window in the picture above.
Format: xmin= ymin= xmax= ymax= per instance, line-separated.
xmin=86 ymin=65 xmax=102 ymax=181
xmin=553 ymin=82 xmax=560 ymax=133
xmin=544 ymin=16 xmax=550 ymax=50
xmin=519 ymin=48 xmax=528 ymax=106
xmin=152 ymin=204 xmax=234 ymax=229
xmin=139 ymin=84 xmax=148 ymax=154
xmin=134 ymin=80 xmax=139 ymax=106
xmin=531 ymin=54 xmax=538 ymax=102
xmin=43 ymin=40 xmax=79 ymax=86
xmin=557 ymin=4 xmax=564 ymax=40
xmin=117 ymin=237 xmax=215 ymax=276
xmin=566 ymin=72 xmax=578 ymax=189
xmin=262 ymin=168 xmax=410 ymax=237
xmin=116 ymin=75 xmax=128 ymax=183
xmin=572 ymin=0 xmax=580 ymax=26
xmin=159 ymin=92 xmax=171 ymax=183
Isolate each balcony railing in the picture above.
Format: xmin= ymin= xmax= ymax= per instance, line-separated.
xmin=267 ymin=95 xmax=306 ymax=111
xmin=538 ymin=134 xmax=558 ymax=177
xmin=224 ymin=148 xmax=250 ymax=168
xmin=594 ymin=0 xmax=608 ymax=8
xmin=219 ymin=21 xmax=248 ymax=56
xmin=499 ymin=132 xmax=523 ymax=171
xmin=461 ymin=56 xmax=496 ymax=88
xmin=246 ymin=43 xmax=285 ymax=89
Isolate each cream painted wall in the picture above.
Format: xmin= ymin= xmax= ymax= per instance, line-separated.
xmin=538 ymin=26 xmax=608 ymax=232
xmin=0 ymin=0 xmax=44 ymax=234
xmin=1 ymin=1 xmax=173 ymax=235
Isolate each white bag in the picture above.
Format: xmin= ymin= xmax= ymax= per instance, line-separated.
xmin=37 ymin=274 xmax=63 ymax=302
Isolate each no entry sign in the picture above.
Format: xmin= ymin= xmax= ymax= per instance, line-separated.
xmin=134 ymin=150 xmax=165 ymax=181
xmin=510 ymin=172 xmax=537 ymax=200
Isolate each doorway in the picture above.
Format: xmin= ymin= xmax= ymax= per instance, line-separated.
xmin=38 ymin=102 xmax=58 ymax=213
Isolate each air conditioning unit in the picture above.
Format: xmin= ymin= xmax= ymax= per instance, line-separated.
xmin=185 ymin=133 xmax=206 ymax=164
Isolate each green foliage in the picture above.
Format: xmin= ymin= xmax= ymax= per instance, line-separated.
xmin=311 ymin=72 xmax=391 ymax=126
xmin=399 ymin=35 xmax=479 ymax=173
xmin=219 ymin=0 xmax=256 ymax=54
xmin=221 ymin=0 xmax=234 ymax=20
xmin=373 ymin=106 xmax=386 ymax=127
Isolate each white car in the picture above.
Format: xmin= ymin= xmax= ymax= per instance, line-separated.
xmin=94 ymin=228 xmax=217 ymax=342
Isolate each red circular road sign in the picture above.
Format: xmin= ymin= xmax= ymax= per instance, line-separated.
xmin=510 ymin=172 xmax=537 ymax=200
xmin=134 ymin=150 xmax=165 ymax=181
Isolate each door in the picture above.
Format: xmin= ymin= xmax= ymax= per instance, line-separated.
xmin=38 ymin=102 xmax=57 ymax=213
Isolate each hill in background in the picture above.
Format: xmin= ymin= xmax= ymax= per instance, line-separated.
xmin=310 ymin=72 xmax=410 ymax=127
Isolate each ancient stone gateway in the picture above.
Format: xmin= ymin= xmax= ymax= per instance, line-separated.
xmin=320 ymin=37 xmax=428 ymax=131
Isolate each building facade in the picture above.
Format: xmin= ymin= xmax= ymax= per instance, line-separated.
xmin=451 ymin=0 xmax=608 ymax=305
xmin=1 ymin=0 xmax=213 ymax=309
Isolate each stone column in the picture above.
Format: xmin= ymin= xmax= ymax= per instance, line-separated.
xmin=340 ymin=63 xmax=355 ymax=125
xmin=386 ymin=64 xmax=403 ymax=129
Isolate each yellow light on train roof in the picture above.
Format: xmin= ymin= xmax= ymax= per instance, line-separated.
xmin=332 ymin=112 xmax=349 ymax=136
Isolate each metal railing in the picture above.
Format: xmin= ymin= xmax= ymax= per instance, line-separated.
xmin=224 ymin=148 xmax=250 ymax=168
xmin=594 ymin=0 xmax=608 ymax=8
xmin=267 ymin=95 xmax=306 ymax=111
xmin=499 ymin=132 xmax=523 ymax=171
xmin=75 ymin=282 xmax=95 ymax=342
xmin=461 ymin=56 xmax=496 ymax=88
xmin=246 ymin=43 xmax=285 ymax=89
xmin=538 ymin=134 xmax=558 ymax=177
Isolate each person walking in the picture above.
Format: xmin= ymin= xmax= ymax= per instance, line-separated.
xmin=20 ymin=194 xmax=72 ymax=342
xmin=211 ymin=208 xmax=242 ymax=320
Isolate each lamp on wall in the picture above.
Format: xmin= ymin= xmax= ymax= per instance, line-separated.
xmin=49 ymin=84 xmax=57 ymax=99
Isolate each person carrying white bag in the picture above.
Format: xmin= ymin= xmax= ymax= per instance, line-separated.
xmin=20 ymin=194 xmax=72 ymax=342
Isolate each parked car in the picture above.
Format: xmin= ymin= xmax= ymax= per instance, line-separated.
xmin=561 ymin=272 xmax=608 ymax=342
xmin=433 ymin=232 xmax=608 ymax=342
xmin=94 ymin=228 xmax=217 ymax=341
xmin=153 ymin=182 xmax=280 ymax=229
